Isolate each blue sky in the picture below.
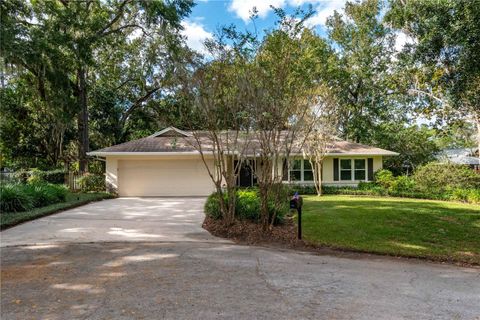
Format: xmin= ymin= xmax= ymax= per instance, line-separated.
xmin=181 ymin=0 xmax=350 ymax=54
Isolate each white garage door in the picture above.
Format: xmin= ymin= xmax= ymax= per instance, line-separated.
xmin=117 ymin=159 xmax=215 ymax=196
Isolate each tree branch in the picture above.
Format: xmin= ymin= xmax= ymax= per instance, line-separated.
xmin=96 ymin=0 xmax=131 ymax=37
xmin=120 ymin=87 xmax=161 ymax=124
xmin=408 ymin=88 xmax=445 ymax=104
xmin=101 ymin=24 xmax=147 ymax=37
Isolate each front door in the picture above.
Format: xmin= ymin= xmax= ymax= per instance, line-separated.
xmin=235 ymin=160 xmax=256 ymax=187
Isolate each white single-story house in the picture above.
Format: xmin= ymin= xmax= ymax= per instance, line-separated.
xmin=88 ymin=127 xmax=398 ymax=196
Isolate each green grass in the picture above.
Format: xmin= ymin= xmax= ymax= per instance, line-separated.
xmin=301 ymin=195 xmax=480 ymax=265
xmin=1 ymin=192 xmax=114 ymax=230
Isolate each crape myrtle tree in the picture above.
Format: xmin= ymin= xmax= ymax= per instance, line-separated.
xmin=179 ymin=8 xmax=334 ymax=228
xmin=301 ymin=86 xmax=338 ymax=196
xmin=248 ymin=9 xmax=334 ymax=229
xmin=386 ymin=0 xmax=480 ymax=159
xmin=178 ymin=30 xmax=255 ymax=224
xmin=1 ymin=0 xmax=193 ymax=170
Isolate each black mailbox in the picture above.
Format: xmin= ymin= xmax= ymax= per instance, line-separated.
xmin=290 ymin=195 xmax=303 ymax=240
xmin=290 ymin=197 xmax=303 ymax=209
xmin=290 ymin=199 xmax=298 ymax=209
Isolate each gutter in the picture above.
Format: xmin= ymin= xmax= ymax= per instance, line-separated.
xmin=87 ymin=151 xmax=399 ymax=157
xmin=86 ymin=151 xmax=208 ymax=157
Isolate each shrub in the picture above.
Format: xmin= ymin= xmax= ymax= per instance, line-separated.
xmin=27 ymin=174 xmax=43 ymax=185
xmin=31 ymin=183 xmax=67 ymax=205
xmin=374 ymin=169 xmax=395 ymax=189
xmin=204 ymin=188 xmax=288 ymax=224
xmin=236 ymin=189 xmax=260 ymax=221
xmin=13 ymin=170 xmax=30 ymax=183
xmin=357 ymin=181 xmax=376 ymax=190
xmin=1 ymin=182 xmax=68 ymax=211
xmin=388 ymin=175 xmax=415 ymax=193
xmin=266 ymin=183 xmax=290 ymax=224
xmin=78 ymin=174 xmax=105 ymax=192
xmin=0 ymin=184 xmax=33 ymax=212
xmin=287 ymin=184 xmax=317 ymax=195
xmin=413 ymin=162 xmax=480 ymax=192
xmin=28 ymin=169 xmax=66 ymax=184
xmin=204 ymin=192 xmax=226 ymax=220
xmin=467 ymin=189 xmax=480 ymax=204
xmin=40 ymin=169 xmax=66 ymax=184
xmin=24 ymin=184 xmax=58 ymax=207
xmin=447 ymin=188 xmax=470 ymax=202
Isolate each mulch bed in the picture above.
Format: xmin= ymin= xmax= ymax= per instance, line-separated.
xmin=203 ymin=215 xmax=304 ymax=248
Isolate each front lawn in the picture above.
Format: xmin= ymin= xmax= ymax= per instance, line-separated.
xmin=1 ymin=192 xmax=114 ymax=230
xmin=301 ymin=195 xmax=480 ymax=265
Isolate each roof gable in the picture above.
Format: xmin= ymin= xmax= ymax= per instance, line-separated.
xmin=149 ymin=127 xmax=191 ymax=138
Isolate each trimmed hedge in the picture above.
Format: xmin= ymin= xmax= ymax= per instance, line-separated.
xmin=0 ymin=182 xmax=68 ymax=212
xmin=285 ymin=165 xmax=480 ymax=204
xmin=205 ymin=188 xmax=288 ymax=224
xmin=12 ymin=169 xmax=66 ymax=184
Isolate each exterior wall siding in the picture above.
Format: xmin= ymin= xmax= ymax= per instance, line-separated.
xmin=284 ymin=155 xmax=384 ymax=187
xmin=104 ymin=154 xmax=387 ymax=195
xmin=105 ymin=158 xmax=118 ymax=193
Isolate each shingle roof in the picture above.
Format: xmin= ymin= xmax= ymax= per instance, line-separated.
xmin=88 ymin=127 xmax=398 ymax=156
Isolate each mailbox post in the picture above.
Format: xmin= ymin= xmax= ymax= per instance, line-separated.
xmin=290 ymin=193 xmax=303 ymax=240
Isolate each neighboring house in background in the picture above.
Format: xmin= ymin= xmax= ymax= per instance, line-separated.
xmin=437 ymin=147 xmax=480 ymax=172
xmin=88 ymin=127 xmax=398 ymax=196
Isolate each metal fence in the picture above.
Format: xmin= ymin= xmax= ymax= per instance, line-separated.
xmin=0 ymin=172 xmax=18 ymax=183
xmin=66 ymin=172 xmax=84 ymax=191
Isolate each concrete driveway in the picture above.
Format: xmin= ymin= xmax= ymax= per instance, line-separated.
xmin=0 ymin=197 xmax=219 ymax=246
xmin=1 ymin=198 xmax=479 ymax=320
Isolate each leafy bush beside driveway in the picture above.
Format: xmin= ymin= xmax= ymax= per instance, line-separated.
xmin=1 ymin=192 xmax=114 ymax=229
xmin=0 ymin=183 xmax=68 ymax=212
xmin=205 ymin=188 xmax=288 ymax=224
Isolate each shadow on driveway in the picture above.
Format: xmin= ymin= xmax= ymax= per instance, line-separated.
xmin=2 ymin=241 xmax=480 ymax=320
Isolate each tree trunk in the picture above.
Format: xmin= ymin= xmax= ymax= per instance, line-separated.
xmin=475 ymin=114 xmax=480 ymax=161
xmin=77 ymin=66 xmax=89 ymax=172
xmin=317 ymin=161 xmax=323 ymax=196
xmin=259 ymin=185 xmax=270 ymax=230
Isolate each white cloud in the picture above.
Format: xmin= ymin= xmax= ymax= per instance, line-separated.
xmin=305 ymin=1 xmax=346 ymax=28
xmin=228 ymin=0 xmax=346 ymax=26
xmin=181 ymin=20 xmax=213 ymax=54
xmin=394 ymin=31 xmax=414 ymax=52
xmin=229 ymin=0 xmax=286 ymax=23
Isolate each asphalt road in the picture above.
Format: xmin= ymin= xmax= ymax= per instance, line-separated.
xmin=1 ymin=198 xmax=479 ymax=320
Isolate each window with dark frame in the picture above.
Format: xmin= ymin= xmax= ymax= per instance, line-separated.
xmin=340 ymin=159 xmax=352 ymax=180
xmin=354 ymin=159 xmax=366 ymax=180
xmin=303 ymin=160 xmax=313 ymax=181
xmin=339 ymin=159 xmax=367 ymax=181
xmin=286 ymin=158 xmax=370 ymax=182
xmin=287 ymin=159 xmax=314 ymax=182
xmin=289 ymin=159 xmax=302 ymax=181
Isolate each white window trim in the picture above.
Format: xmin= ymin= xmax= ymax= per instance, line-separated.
xmin=339 ymin=158 xmax=368 ymax=182
xmin=287 ymin=159 xmax=314 ymax=183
